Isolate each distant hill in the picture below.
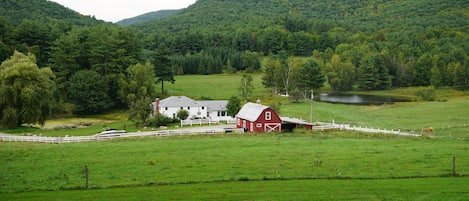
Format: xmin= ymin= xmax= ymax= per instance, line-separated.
xmin=0 ymin=0 xmax=106 ymax=65
xmin=135 ymin=0 xmax=469 ymax=35
xmin=0 ymin=0 xmax=103 ymax=26
xmin=116 ymin=9 xmax=182 ymax=26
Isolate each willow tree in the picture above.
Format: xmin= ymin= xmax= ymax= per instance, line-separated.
xmin=0 ymin=51 xmax=55 ymax=128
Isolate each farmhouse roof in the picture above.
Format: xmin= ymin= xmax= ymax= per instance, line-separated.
xmin=236 ymin=102 xmax=269 ymax=122
xmin=198 ymin=100 xmax=228 ymax=112
xmin=159 ymin=96 xmax=199 ymax=107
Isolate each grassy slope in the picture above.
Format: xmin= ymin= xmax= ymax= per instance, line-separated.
xmin=282 ymin=99 xmax=469 ymax=138
xmin=1 ymin=74 xmax=469 ymax=199
xmin=160 ymin=73 xmax=269 ymax=100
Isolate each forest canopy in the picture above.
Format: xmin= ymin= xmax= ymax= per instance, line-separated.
xmin=0 ymin=0 xmax=468 ymax=123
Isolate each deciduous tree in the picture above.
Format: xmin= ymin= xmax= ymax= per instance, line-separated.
xmin=226 ymin=96 xmax=241 ymax=118
xmin=239 ymin=74 xmax=254 ymax=102
xmin=0 ymin=51 xmax=55 ymax=128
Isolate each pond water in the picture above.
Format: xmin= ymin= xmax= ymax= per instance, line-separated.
xmin=318 ymin=93 xmax=409 ymax=105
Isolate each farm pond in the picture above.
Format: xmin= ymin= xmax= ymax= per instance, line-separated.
xmin=317 ymin=92 xmax=410 ymax=105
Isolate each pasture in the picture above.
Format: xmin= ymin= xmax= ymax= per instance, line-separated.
xmin=161 ymin=73 xmax=269 ymax=100
xmin=1 ymin=74 xmax=469 ymax=199
xmin=1 ymin=132 xmax=469 ymax=200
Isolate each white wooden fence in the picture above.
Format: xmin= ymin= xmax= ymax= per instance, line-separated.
xmin=180 ymin=118 xmax=237 ymax=127
xmin=0 ymin=128 xmax=245 ymax=144
xmin=313 ymin=121 xmax=421 ymax=137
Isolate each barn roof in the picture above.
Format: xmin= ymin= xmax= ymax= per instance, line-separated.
xmin=236 ymin=102 xmax=269 ymax=122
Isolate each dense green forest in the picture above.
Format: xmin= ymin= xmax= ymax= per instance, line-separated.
xmin=1 ymin=0 xmax=469 ymax=128
xmin=137 ymin=0 xmax=469 ymax=90
xmin=116 ymin=9 xmax=182 ymax=26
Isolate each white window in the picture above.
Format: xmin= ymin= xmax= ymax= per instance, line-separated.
xmin=265 ymin=112 xmax=271 ymax=120
xmin=256 ymin=123 xmax=262 ymax=128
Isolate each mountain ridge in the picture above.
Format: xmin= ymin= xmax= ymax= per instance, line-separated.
xmin=116 ymin=9 xmax=182 ymax=26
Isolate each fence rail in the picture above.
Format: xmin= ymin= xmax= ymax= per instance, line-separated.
xmin=180 ymin=118 xmax=237 ymax=127
xmin=0 ymin=128 xmax=245 ymax=144
xmin=313 ymin=122 xmax=422 ymax=136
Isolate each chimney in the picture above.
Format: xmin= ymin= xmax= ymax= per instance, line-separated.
xmin=155 ymin=98 xmax=160 ymax=116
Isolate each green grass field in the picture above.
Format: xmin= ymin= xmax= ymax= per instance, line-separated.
xmin=161 ymin=73 xmax=269 ymax=100
xmin=1 ymin=133 xmax=469 ymax=200
xmin=1 ymin=74 xmax=469 ymax=200
xmin=3 ymin=177 xmax=468 ymax=201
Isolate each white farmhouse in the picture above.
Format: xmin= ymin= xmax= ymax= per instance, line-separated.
xmin=152 ymin=96 xmax=233 ymax=121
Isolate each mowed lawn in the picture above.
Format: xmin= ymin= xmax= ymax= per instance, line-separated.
xmin=1 ymin=133 xmax=468 ymax=200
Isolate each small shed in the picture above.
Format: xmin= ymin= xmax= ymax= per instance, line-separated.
xmin=281 ymin=117 xmax=314 ymax=131
xmin=235 ymin=102 xmax=282 ymax=132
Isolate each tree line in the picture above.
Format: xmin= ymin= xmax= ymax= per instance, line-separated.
xmin=1 ymin=0 xmax=469 ymax=129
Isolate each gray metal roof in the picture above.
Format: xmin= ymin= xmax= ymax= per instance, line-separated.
xmin=235 ymin=102 xmax=269 ymax=122
xmin=198 ymin=100 xmax=228 ymax=112
xmin=281 ymin=117 xmax=314 ymax=126
xmin=159 ymin=96 xmax=199 ymax=107
xmin=156 ymin=96 xmax=228 ymax=111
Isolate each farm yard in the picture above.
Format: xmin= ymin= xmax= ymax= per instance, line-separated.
xmin=1 ymin=87 xmax=469 ymax=200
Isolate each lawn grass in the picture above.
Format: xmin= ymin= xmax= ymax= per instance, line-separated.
xmin=2 ymin=177 xmax=468 ymax=201
xmin=1 ymin=133 xmax=468 ymax=194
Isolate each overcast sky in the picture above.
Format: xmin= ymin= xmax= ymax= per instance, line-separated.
xmin=50 ymin=0 xmax=197 ymax=22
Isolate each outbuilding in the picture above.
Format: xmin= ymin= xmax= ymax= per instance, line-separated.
xmin=235 ymin=102 xmax=282 ymax=132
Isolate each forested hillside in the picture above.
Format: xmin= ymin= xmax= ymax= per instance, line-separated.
xmin=1 ymin=0 xmax=469 ymax=128
xmin=0 ymin=0 xmax=144 ymax=128
xmin=137 ymin=0 xmax=469 ymax=91
xmin=116 ymin=10 xmax=182 ymax=26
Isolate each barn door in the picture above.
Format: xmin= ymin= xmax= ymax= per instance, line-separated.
xmin=264 ymin=123 xmax=280 ymax=132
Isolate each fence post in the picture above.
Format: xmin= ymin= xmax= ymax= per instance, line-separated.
xmin=452 ymin=156 xmax=457 ymax=177
xmin=85 ymin=164 xmax=89 ymax=189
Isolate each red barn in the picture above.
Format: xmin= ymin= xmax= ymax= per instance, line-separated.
xmin=236 ymin=102 xmax=282 ymax=132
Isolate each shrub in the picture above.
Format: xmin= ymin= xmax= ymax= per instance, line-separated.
xmin=148 ymin=115 xmax=175 ymax=127
xmin=177 ymin=109 xmax=189 ymax=120
xmin=415 ymin=87 xmax=437 ymax=101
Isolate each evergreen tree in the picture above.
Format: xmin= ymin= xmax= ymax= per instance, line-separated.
xmin=68 ymin=70 xmax=111 ymax=114
xmin=357 ymin=54 xmax=380 ymax=90
xmin=414 ymin=53 xmax=432 ymax=86
xmin=296 ymin=58 xmax=326 ymax=96
xmin=153 ymin=48 xmax=175 ymax=95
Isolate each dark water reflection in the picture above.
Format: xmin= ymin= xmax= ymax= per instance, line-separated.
xmin=318 ymin=93 xmax=409 ymax=105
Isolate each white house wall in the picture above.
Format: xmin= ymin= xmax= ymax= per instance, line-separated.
xmin=160 ymin=106 xmax=207 ymax=119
